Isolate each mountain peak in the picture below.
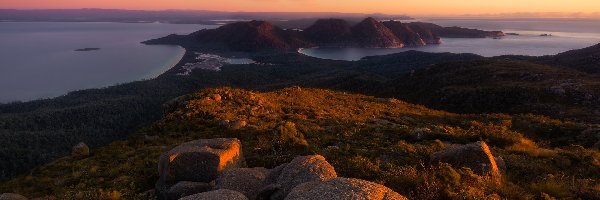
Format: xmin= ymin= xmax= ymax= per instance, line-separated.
xmin=352 ymin=17 xmax=404 ymax=48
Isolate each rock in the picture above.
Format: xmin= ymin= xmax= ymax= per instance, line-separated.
xmin=166 ymin=181 xmax=212 ymax=200
xmin=216 ymin=168 xmax=269 ymax=200
xmin=179 ymin=189 xmax=248 ymax=200
xmin=158 ymin=138 xmax=245 ymax=183
xmin=229 ymin=120 xmax=247 ymax=130
xmin=0 ymin=193 xmax=28 ymax=200
xmin=431 ymin=141 xmax=501 ymax=178
xmin=285 ymin=177 xmax=407 ymax=200
xmin=261 ymin=155 xmax=337 ymax=199
xmin=156 ymin=138 xmax=245 ymax=199
xmin=210 ymin=94 xmax=222 ymax=102
xmin=71 ymin=142 xmax=90 ymax=158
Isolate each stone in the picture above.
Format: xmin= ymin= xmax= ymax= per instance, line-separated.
xmin=166 ymin=181 xmax=212 ymax=200
xmin=0 ymin=193 xmax=28 ymax=200
xmin=285 ymin=177 xmax=407 ymax=200
xmin=179 ymin=189 xmax=248 ymax=200
xmin=261 ymin=155 xmax=337 ymax=199
xmin=156 ymin=138 xmax=245 ymax=199
xmin=71 ymin=142 xmax=90 ymax=158
xmin=210 ymin=94 xmax=222 ymax=102
xmin=230 ymin=120 xmax=248 ymax=130
xmin=431 ymin=141 xmax=501 ymax=178
xmin=158 ymin=138 xmax=245 ymax=183
xmin=216 ymin=168 xmax=269 ymax=200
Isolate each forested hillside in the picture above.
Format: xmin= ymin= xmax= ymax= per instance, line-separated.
xmin=1 ymin=44 xmax=599 ymax=182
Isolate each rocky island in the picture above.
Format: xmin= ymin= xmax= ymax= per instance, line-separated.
xmin=74 ymin=48 xmax=101 ymax=51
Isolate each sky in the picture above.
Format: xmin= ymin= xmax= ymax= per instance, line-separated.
xmin=1 ymin=0 xmax=599 ymax=16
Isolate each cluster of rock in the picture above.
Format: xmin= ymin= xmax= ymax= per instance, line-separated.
xmin=154 ymin=138 xmax=407 ymax=200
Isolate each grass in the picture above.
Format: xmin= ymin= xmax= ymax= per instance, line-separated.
xmin=1 ymin=87 xmax=599 ymax=199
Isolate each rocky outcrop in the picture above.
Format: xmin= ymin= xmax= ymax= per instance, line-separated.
xmin=285 ymin=177 xmax=408 ymax=200
xmin=156 ymin=138 xmax=245 ymax=200
xmin=179 ymin=189 xmax=248 ymax=200
xmin=431 ymin=141 xmax=501 ymax=178
xmin=215 ymin=168 xmax=269 ymax=200
xmin=71 ymin=142 xmax=89 ymax=158
xmin=351 ymin=17 xmax=404 ymax=48
xmin=155 ymin=138 xmax=408 ymax=200
xmin=0 ymin=193 xmax=28 ymax=200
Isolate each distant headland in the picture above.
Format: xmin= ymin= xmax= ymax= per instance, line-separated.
xmin=144 ymin=17 xmax=504 ymax=51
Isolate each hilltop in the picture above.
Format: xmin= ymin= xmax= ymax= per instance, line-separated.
xmin=144 ymin=17 xmax=504 ymax=51
xmin=1 ymin=87 xmax=598 ymax=199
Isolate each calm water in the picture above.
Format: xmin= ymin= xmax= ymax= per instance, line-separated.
xmin=300 ymin=19 xmax=600 ymax=61
xmin=0 ymin=22 xmax=216 ymax=103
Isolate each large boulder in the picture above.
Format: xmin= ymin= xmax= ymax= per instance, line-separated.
xmin=156 ymin=138 xmax=245 ymax=199
xmin=158 ymin=138 xmax=245 ymax=183
xmin=166 ymin=181 xmax=212 ymax=200
xmin=179 ymin=189 xmax=248 ymax=200
xmin=285 ymin=178 xmax=407 ymax=200
xmin=0 ymin=193 xmax=28 ymax=200
xmin=215 ymin=168 xmax=269 ymax=200
xmin=71 ymin=142 xmax=90 ymax=158
xmin=260 ymin=155 xmax=337 ymax=199
xmin=431 ymin=141 xmax=501 ymax=178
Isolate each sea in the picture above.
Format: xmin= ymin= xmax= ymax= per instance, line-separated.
xmin=299 ymin=18 xmax=600 ymax=61
xmin=0 ymin=22 xmax=216 ymax=103
xmin=1 ymin=19 xmax=599 ymax=102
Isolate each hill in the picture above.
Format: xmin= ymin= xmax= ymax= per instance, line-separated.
xmin=540 ymin=43 xmax=600 ymax=73
xmin=1 ymin=47 xmax=599 ymax=181
xmin=373 ymin=59 xmax=600 ymax=123
xmin=1 ymin=87 xmax=598 ymax=199
xmin=144 ymin=18 xmax=504 ymax=51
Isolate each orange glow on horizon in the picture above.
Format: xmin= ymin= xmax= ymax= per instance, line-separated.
xmin=0 ymin=0 xmax=599 ymax=16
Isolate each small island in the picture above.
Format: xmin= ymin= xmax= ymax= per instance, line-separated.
xmin=75 ymin=48 xmax=101 ymax=51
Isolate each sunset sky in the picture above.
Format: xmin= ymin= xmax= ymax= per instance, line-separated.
xmin=1 ymin=0 xmax=599 ymax=16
